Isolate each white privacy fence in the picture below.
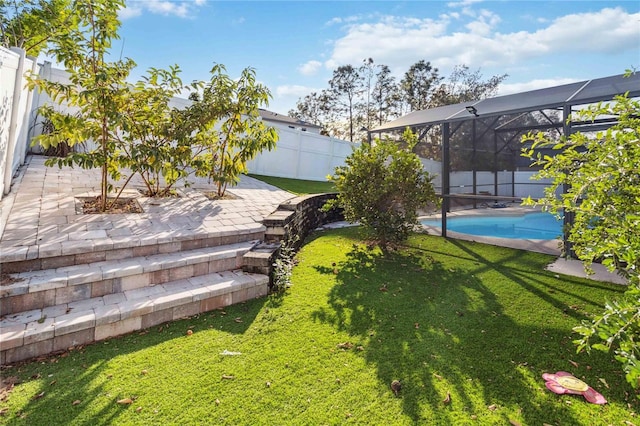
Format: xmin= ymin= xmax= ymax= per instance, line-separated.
xmin=447 ymin=171 xmax=551 ymax=200
xmin=246 ymin=126 xmax=357 ymax=181
xmin=0 ymin=47 xmax=38 ymax=199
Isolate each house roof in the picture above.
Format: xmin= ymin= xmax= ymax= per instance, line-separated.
xmin=258 ymin=109 xmax=322 ymax=129
xmin=373 ymin=72 xmax=640 ymax=132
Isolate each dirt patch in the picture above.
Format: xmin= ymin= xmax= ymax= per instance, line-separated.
xmin=78 ymin=197 xmax=144 ymax=214
xmin=202 ymin=191 xmax=240 ymax=201
xmin=139 ymin=188 xmax=181 ymax=198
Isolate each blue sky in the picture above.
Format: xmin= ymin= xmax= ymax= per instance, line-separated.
xmin=116 ymin=0 xmax=640 ymax=115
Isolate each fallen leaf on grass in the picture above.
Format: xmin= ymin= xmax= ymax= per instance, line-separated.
xmin=136 ymin=407 xmax=143 ymax=413
xmin=234 ymin=317 xmax=243 ymax=323
xmin=186 ymin=330 xmax=193 ymax=336
xmin=442 ymin=392 xmax=451 ymax=405
xmin=141 ymin=370 xmax=148 ymax=375
xmin=487 ymin=404 xmax=497 ymax=411
xmin=117 ymin=398 xmax=133 ymax=405
xmin=337 ymin=342 xmax=353 ymax=350
xmin=72 ymin=400 xmax=81 ymax=406
xmin=568 ymin=360 xmax=579 ymax=368
xmin=49 ymin=380 xmax=56 ymax=386
xmin=32 ymin=392 xmax=45 ymax=400
xmin=266 ymin=381 xmax=271 ymax=388
xmin=221 ymin=375 xmax=235 ymax=380
xmin=31 ymin=373 xmax=41 ymax=380
xmin=215 ymin=399 xmax=221 ymax=406
xmin=414 ymin=323 xmax=420 ymax=329
xmin=599 ymin=378 xmax=610 ymax=389
xmin=0 ymin=408 xmax=9 ymax=415
xmin=509 ymin=420 xmax=522 ymax=426
xmin=433 ymin=373 xmax=443 ymax=381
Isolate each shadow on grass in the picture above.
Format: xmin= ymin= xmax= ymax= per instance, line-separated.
xmin=311 ymin=235 xmax=631 ymax=424
xmin=4 ymin=296 xmax=268 ymax=426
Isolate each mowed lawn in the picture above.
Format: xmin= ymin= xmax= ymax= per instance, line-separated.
xmin=1 ymin=228 xmax=637 ymax=425
xmin=248 ymin=174 xmax=335 ymax=195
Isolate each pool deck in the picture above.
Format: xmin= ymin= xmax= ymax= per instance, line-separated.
xmin=419 ymin=206 xmax=627 ymax=286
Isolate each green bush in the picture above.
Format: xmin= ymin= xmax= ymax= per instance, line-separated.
xmin=522 ymin=88 xmax=640 ymax=390
xmin=325 ymin=129 xmax=439 ymax=250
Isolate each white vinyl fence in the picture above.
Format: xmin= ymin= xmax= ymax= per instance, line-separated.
xmin=246 ymin=126 xmax=357 ymax=181
xmin=0 ymin=47 xmax=37 ymax=199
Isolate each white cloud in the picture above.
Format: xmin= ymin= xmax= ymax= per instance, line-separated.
xmin=276 ymin=85 xmax=320 ymax=97
xmin=232 ymin=17 xmax=245 ymax=25
xmin=298 ymin=60 xmax=323 ymax=76
xmin=119 ymin=5 xmax=143 ymax=20
xmin=120 ymin=0 xmax=204 ymax=19
xmin=447 ymin=0 xmax=483 ymax=8
xmin=323 ymin=7 xmax=640 ymax=74
xmin=497 ymin=78 xmax=580 ymax=96
xmin=326 ymin=15 xmax=362 ymax=26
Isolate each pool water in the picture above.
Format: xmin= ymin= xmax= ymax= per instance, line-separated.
xmin=421 ymin=212 xmax=562 ymax=240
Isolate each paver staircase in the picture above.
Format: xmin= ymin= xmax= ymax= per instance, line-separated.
xmin=0 ymin=226 xmax=270 ymax=364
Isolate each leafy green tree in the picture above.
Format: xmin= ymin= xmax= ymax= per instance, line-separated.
xmin=327 ymin=64 xmax=361 ymax=142
xmin=371 ymin=64 xmax=401 ymax=126
xmin=0 ymin=0 xmax=75 ymax=56
xmin=400 ymin=60 xmax=441 ymax=112
xmin=326 ymin=129 xmax=439 ymax=250
xmin=117 ymin=66 xmax=200 ymax=197
xmin=28 ymin=0 xmax=134 ymax=211
xmin=522 ymin=90 xmax=640 ymax=390
xmin=430 ymin=65 xmax=507 ymax=107
xmin=288 ymin=90 xmax=330 ymax=129
xmin=190 ymin=64 xmax=278 ymax=197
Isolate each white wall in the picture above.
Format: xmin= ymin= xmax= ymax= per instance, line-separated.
xmin=246 ymin=125 xmax=357 ymax=181
xmin=0 ymin=47 xmax=37 ymax=199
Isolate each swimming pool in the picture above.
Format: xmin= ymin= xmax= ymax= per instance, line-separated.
xmin=421 ymin=212 xmax=562 ymax=240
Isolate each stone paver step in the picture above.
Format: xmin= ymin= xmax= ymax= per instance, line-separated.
xmin=0 ymin=270 xmax=269 ymax=364
xmin=0 ymin=241 xmax=260 ymax=315
xmin=0 ymin=224 xmax=266 ymax=273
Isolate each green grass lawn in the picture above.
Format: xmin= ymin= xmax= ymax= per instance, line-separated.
xmin=248 ymin=174 xmax=335 ymax=195
xmin=2 ymin=228 xmax=637 ymax=425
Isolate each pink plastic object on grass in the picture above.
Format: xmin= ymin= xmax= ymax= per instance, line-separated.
xmin=542 ymin=371 xmax=607 ymax=404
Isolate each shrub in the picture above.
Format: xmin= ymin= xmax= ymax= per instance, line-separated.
xmin=325 ymin=129 xmax=439 ymax=250
xmin=522 ymin=87 xmax=640 ymax=390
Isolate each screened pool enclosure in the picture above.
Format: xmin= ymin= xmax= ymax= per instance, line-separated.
xmin=371 ymin=72 xmax=640 ymax=242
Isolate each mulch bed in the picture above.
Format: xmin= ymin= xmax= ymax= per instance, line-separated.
xmin=80 ymin=197 xmax=143 ymax=214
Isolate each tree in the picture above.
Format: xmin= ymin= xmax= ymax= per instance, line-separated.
xmin=0 ymin=0 xmax=76 ymax=56
xmin=430 ymin=65 xmax=507 ymax=107
xmin=327 ymin=64 xmax=361 ymax=142
xmin=371 ymin=64 xmax=401 ymax=126
xmin=358 ymin=57 xmax=375 ymax=130
xmin=190 ymin=64 xmax=278 ymax=197
xmin=522 ymin=89 xmax=640 ymax=390
xmin=400 ymin=60 xmax=442 ymax=112
xmin=325 ymin=128 xmax=439 ymax=250
xmin=28 ymin=0 xmax=135 ymax=211
xmin=288 ymin=90 xmax=330 ymax=128
xmin=117 ymin=65 xmax=199 ymax=197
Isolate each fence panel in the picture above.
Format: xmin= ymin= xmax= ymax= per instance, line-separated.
xmin=0 ymin=47 xmax=36 ymax=199
xmin=246 ymin=126 xmax=357 ymax=181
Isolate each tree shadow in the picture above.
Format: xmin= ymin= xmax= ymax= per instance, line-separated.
xmin=3 ymin=296 xmax=268 ymax=425
xmin=310 ymin=239 xmax=633 ymax=424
